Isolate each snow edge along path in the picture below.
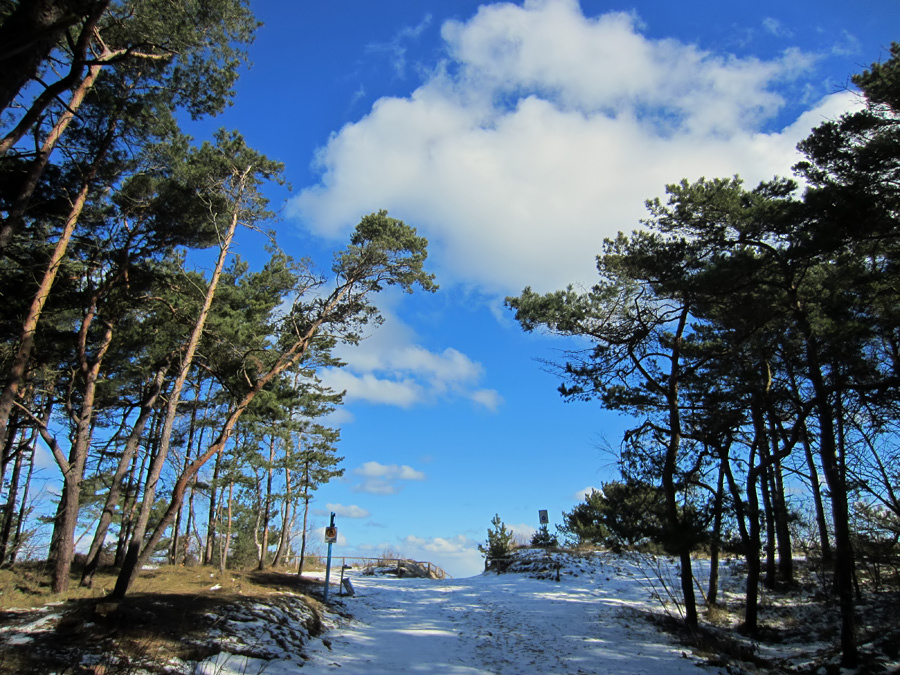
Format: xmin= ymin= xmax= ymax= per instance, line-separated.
xmin=296 ymin=552 xmax=717 ymax=675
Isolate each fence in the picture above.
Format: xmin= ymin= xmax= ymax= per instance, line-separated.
xmin=285 ymin=555 xmax=450 ymax=579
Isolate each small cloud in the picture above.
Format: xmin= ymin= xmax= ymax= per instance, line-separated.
xmin=831 ymin=31 xmax=861 ymax=57
xmin=470 ymin=388 xmax=503 ymax=411
xmin=352 ymin=461 xmax=426 ymax=494
xmin=326 ymin=503 xmax=371 ymax=519
xmin=506 ymin=522 xmax=536 ymax=541
xmin=762 ymin=17 xmax=792 ymax=38
xmin=573 ymin=486 xmax=598 ymax=501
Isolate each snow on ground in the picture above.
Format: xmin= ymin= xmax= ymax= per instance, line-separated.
xmin=200 ymin=551 xmax=719 ymax=675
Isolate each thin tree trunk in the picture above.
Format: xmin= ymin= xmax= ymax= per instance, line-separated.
xmin=116 ymin=414 xmax=156 ymax=566
xmin=771 ymin=458 xmax=793 ymax=584
xmin=258 ymin=435 xmax=276 ymax=571
xmin=272 ymin=454 xmax=293 ymax=568
xmin=298 ymin=494 xmax=310 ymax=576
xmin=9 ymin=444 xmax=35 ymax=565
xmin=801 ymin=342 xmax=857 ymax=665
xmin=219 ymin=480 xmax=234 ymax=574
xmin=659 ymin=307 xmax=697 ymax=627
xmin=0 ymin=428 xmax=30 ymax=564
xmin=706 ymin=459 xmax=726 ymax=607
xmin=204 ymin=449 xmax=222 ymax=565
xmin=761 ymin=465 xmax=777 ymax=590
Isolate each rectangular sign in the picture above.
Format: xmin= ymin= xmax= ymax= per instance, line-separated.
xmin=538 ymin=509 xmax=549 ymax=525
xmin=324 ymin=526 xmax=338 ymax=544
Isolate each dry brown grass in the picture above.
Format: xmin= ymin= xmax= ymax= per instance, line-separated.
xmin=0 ymin=561 xmax=326 ymax=674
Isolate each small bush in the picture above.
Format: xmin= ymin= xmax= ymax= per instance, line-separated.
xmin=478 ymin=514 xmax=514 ymax=571
xmin=530 ymin=526 xmax=559 ymax=549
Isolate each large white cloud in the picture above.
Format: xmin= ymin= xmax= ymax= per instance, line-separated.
xmin=289 ymin=0 xmax=861 ymax=294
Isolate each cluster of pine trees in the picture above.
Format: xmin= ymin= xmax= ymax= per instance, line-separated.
xmin=509 ymin=45 xmax=900 ymax=667
xmin=0 ymin=2 xmax=435 ymax=599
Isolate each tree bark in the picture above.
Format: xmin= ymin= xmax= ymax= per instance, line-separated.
xmin=50 ymin=318 xmax=115 ymax=593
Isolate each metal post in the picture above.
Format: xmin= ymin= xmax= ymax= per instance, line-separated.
xmin=323 ymin=512 xmax=335 ymax=603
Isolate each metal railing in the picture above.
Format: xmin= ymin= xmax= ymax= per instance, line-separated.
xmin=288 ymin=555 xmax=450 ymax=579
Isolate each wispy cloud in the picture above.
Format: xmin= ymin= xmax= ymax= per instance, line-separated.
xmin=321 ymin=305 xmax=503 ymax=412
xmin=762 ymin=17 xmax=793 ymax=38
xmin=366 ymin=14 xmax=433 ymax=78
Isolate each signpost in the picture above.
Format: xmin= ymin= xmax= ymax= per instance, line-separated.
xmin=539 ymin=509 xmax=549 ymax=526
xmin=323 ymin=512 xmax=337 ymax=602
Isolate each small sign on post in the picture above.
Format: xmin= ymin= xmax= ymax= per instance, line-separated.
xmin=323 ymin=513 xmax=336 ymax=603
xmin=538 ymin=509 xmax=549 ymax=526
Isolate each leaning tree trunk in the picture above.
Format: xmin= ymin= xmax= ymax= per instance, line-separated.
xmin=82 ymin=364 xmax=167 ymax=587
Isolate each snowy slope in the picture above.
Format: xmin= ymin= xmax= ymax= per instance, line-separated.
xmin=198 ymin=551 xmax=716 ymax=674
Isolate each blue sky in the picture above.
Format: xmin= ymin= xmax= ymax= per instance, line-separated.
xmin=177 ymin=0 xmax=898 ymax=577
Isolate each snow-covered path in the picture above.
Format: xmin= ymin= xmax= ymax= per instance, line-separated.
xmin=300 ymin=554 xmax=717 ymax=674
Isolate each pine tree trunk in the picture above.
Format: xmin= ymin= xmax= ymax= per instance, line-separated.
xmin=219 ymin=481 xmax=234 ymax=574
xmin=258 ymin=436 xmax=276 ymax=571
xmin=771 ymin=459 xmax=793 ymax=583
xmin=272 ymin=458 xmax=293 ymax=568
xmin=298 ymin=494 xmax=310 ymax=576
xmin=707 ymin=461 xmax=726 ymax=607
xmin=204 ymin=449 xmax=222 ymax=565
xmin=761 ymin=466 xmax=777 ymax=590
xmin=50 ymin=319 xmax=115 ymax=593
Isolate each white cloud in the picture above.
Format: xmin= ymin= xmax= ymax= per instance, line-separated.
xmin=326 ymin=503 xmax=371 ymax=519
xmin=289 ymin=0 xmax=862 ymax=295
xmin=573 ymin=485 xmax=598 ymax=501
xmin=506 ymin=522 xmax=536 ymax=541
xmin=321 ymin=305 xmax=503 ymax=411
xmin=352 ymin=460 xmax=426 ymax=494
xmin=402 ymin=534 xmax=484 ymax=577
